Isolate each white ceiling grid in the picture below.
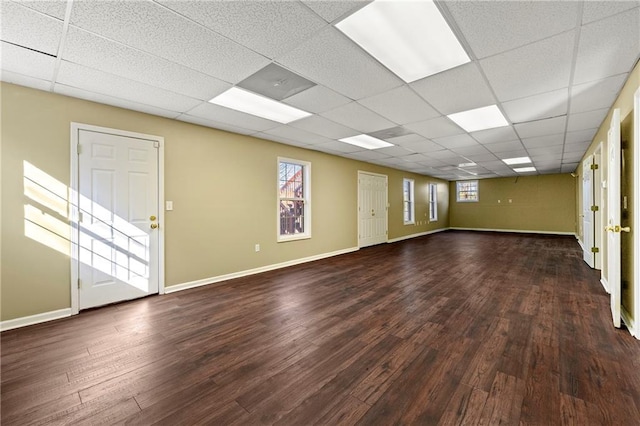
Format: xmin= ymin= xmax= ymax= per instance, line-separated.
xmin=1 ymin=0 xmax=639 ymax=181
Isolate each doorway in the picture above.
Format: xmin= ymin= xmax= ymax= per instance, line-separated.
xmin=70 ymin=123 xmax=164 ymax=313
xmin=358 ymin=171 xmax=388 ymax=248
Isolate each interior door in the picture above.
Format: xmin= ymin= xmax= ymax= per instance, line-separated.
xmin=78 ymin=129 xmax=160 ymax=309
xmin=583 ymin=156 xmax=595 ymax=268
xmin=606 ymin=108 xmax=621 ymax=328
xmin=358 ymin=172 xmax=388 ymax=248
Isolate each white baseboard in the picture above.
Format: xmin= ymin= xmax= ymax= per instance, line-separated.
xmin=449 ymin=227 xmax=576 ymax=236
xmin=1 ymin=308 xmax=72 ymax=332
xmin=577 ymin=238 xmax=585 ymax=251
xmin=387 ymin=227 xmax=449 ymax=244
xmin=601 ymin=277 xmax=611 ymax=294
xmin=165 ymin=246 xmax=360 ymax=294
xmin=621 ymin=306 xmax=639 ymax=339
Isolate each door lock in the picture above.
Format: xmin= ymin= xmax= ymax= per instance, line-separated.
xmin=150 ymin=223 xmax=159 ymax=229
xmin=150 ymin=215 xmax=157 ymax=221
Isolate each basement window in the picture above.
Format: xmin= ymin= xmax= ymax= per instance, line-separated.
xmin=278 ymin=158 xmax=311 ymax=241
xmin=456 ymin=180 xmax=479 ymax=202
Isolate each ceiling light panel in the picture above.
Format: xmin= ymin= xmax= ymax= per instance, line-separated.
xmin=339 ymin=134 xmax=394 ymax=150
xmin=502 ymin=156 xmax=531 ymax=165
xmin=209 ymin=87 xmax=312 ymax=124
xmin=513 ymin=167 xmax=537 ymax=173
xmin=336 ymin=0 xmax=470 ymax=83
xmin=447 ymin=105 xmax=509 ymax=133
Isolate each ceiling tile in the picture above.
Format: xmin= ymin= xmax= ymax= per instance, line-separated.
xmin=451 ymin=144 xmax=492 ymax=156
xmin=186 ymin=102 xmax=281 ymax=132
xmin=405 ymin=116 xmax=464 ymax=139
xmin=63 ymin=27 xmax=231 ymax=100
xmin=1 ymin=41 xmax=55 ymax=81
xmin=480 ymin=31 xmax=575 ymax=101
xmin=483 ymin=140 xmax=525 ymax=153
xmin=254 ymin=132 xmax=312 ymax=148
xmin=433 ymin=134 xmax=478 ymax=149
xmin=502 ymin=88 xmax=569 ymax=124
xmin=561 ymin=163 xmax=579 ymax=173
xmin=54 ymin=83 xmax=181 ymax=119
xmin=444 ymin=1 xmax=579 ymax=59
xmin=300 ymin=0 xmax=368 ymax=23
xmin=573 ymin=7 xmax=640 ymax=84
xmin=566 ymin=129 xmax=598 ymax=144
xmin=311 ymin=140 xmax=362 ymax=154
xmin=386 ymin=133 xmax=428 ymax=145
xmin=566 ymin=108 xmax=609 ymax=132
xmin=582 ymin=2 xmax=639 ymax=24
xmin=528 ymin=145 xmax=563 ymax=157
xmin=16 ymin=0 xmax=67 ymax=20
xmin=494 ymin=149 xmax=530 ymax=159
xmin=56 ymin=61 xmax=202 ymax=112
xmin=522 ymin=134 xmax=565 ymax=149
xmin=262 ymin=125 xmax=333 ymax=146
xmin=426 ymin=150 xmax=467 ymax=161
xmin=290 ymin=115 xmax=358 ymax=140
xmin=570 ymin=74 xmax=627 ymax=113
xmin=1 ymin=70 xmax=51 ymax=91
xmin=514 ymin=116 xmax=567 ymax=139
xmin=276 ymin=27 xmax=402 ymax=99
xmin=563 ymin=152 xmax=586 ymax=163
xmin=282 ymin=84 xmax=351 ymax=114
xmin=1 ymin=1 xmax=63 ymax=55
xmin=375 ymin=146 xmax=415 ymax=157
xmin=157 ymin=1 xmax=327 ymax=59
xmin=563 ymin=141 xmax=592 ymax=154
xmin=397 ymin=153 xmax=431 ymax=163
xmin=358 ymin=86 xmax=439 ymax=125
xmin=399 ymin=139 xmax=446 ymax=154
xmin=410 ymin=62 xmax=496 ymax=115
xmin=177 ymin=114 xmax=256 ymax=136
xmin=471 ymin=126 xmax=519 ymax=144
xmin=68 ymin=0 xmax=270 ymax=83
xmin=320 ymin=102 xmax=395 ymax=133
xmin=345 ymin=150 xmax=391 ymax=162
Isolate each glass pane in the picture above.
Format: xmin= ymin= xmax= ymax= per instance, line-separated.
xmin=280 ymin=200 xmax=305 ymax=235
xmin=279 ymin=162 xmax=304 ymax=199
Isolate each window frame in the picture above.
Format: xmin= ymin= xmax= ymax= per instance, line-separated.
xmin=456 ymin=180 xmax=479 ymax=202
xmin=429 ymin=183 xmax=438 ymax=222
xmin=277 ymin=157 xmax=311 ymax=242
xmin=403 ymin=178 xmax=415 ymax=225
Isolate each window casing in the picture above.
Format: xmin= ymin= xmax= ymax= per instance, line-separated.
xmin=456 ymin=180 xmax=479 ymax=202
xmin=429 ymin=183 xmax=438 ymax=221
xmin=278 ymin=158 xmax=311 ymax=241
xmin=403 ymin=178 xmax=415 ymax=224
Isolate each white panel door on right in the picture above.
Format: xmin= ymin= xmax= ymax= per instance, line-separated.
xmin=606 ymin=108 xmax=621 ymax=328
xmin=358 ymin=172 xmax=388 ymax=248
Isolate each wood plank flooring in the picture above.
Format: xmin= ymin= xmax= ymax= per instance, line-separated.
xmin=2 ymin=231 xmax=639 ymax=425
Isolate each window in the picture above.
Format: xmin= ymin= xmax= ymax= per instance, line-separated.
xmin=429 ymin=183 xmax=438 ymax=221
xmin=403 ymin=178 xmax=415 ymax=224
xmin=456 ymin=180 xmax=479 ymax=202
xmin=278 ymin=158 xmax=311 ymax=241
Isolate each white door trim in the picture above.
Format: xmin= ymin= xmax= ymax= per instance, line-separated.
xmin=70 ymin=123 xmax=165 ymax=315
xmin=594 ymin=142 xmax=603 ymax=271
xmin=633 ymin=88 xmax=640 ymax=338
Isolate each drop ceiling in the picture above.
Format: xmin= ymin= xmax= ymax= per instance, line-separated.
xmin=1 ymin=0 xmax=639 ymax=181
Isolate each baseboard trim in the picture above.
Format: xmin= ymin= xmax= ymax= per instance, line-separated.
xmin=166 ymin=246 xmax=360 ymax=294
xmin=387 ymin=227 xmax=450 ymax=244
xmin=577 ymin=238 xmax=585 ymax=251
xmin=449 ymin=227 xmax=575 ymax=236
xmin=621 ymin=306 xmax=638 ymax=339
xmin=601 ymin=277 xmax=611 ymax=294
xmin=1 ymin=308 xmax=72 ymax=332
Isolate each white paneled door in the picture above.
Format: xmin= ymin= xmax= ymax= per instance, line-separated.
xmin=358 ymin=171 xmax=388 ymax=248
xmin=606 ymin=109 xmax=621 ymax=328
xmin=582 ymin=156 xmax=595 ymax=268
xmin=77 ymin=128 xmax=160 ymax=310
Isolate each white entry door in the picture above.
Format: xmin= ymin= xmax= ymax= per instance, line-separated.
xmin=606 ymin=108 xmax=621 ymax=328
xmin=358 ymin=172 xmax=388 ymax=248
xmin=582 ymin=156 xmax=595 ymax=268
xmin=76 ymin=127 xmax=161 ymax=310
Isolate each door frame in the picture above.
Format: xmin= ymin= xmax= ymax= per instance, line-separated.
xmin=357 ymin=170 xmax=388 ymax=248
xmin=633 ymin=88 xmax=640 ymax=337
xmin=69 ymin=122 xmax=165 ymax=315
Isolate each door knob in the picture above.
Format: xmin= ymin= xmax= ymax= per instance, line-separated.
xmin=150 ymin=223 xmax=159 ymax=229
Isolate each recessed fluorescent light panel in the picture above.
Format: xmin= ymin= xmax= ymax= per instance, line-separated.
xmin=339 ymin=134 xmax=394 ymax=150
xmin=336 ymin=0 xmax=470 ymax=83
xmin=209 ymin=87 xmax=311 ymax=124
xmin=458 ymin=162 xmax=477 ymax=168
xmin=502 ymin=156 xmax=531 ymax=165
xmin=514 ymin=166 xmax=537 ymax=173
xmin=447 ymin=105 xmax=509 ymax=133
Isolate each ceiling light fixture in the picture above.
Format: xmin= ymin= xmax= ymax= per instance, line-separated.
xmin=502 ymin=156 xmax=532 ymax=165
xmin=335 ymin=0 xmax=470 ymax=83
xmin=339 ymin=134 xmax=394 ymax=150
xmin=513 ymin=166 xmax=537 ymax=173
xmin=447 ymin=105 xmax=509 ymax=133
xmin=209 ymin=87 xmax=311 ymax=124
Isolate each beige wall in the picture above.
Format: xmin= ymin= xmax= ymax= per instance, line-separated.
xmin=576 ymin=61 xmax=639 ymax=326
xmin=0 ymin=82 xmax=449 ymax=321
xmin=449 ymin=174 xmax=576 ymax=233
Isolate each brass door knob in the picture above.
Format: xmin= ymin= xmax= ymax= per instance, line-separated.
xmin=150 ymin=223 xmax=159 ymax=229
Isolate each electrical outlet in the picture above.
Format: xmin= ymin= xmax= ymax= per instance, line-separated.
xmin=255 ymin=244 xmax=260 ymax=252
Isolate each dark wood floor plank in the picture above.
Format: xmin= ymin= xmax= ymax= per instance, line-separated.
xmin=2 ymin=231 xmax=639 ymax=425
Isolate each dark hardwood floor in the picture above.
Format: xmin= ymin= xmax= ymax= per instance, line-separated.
xmin=2 ymin=231 xmax=640 ymax=425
